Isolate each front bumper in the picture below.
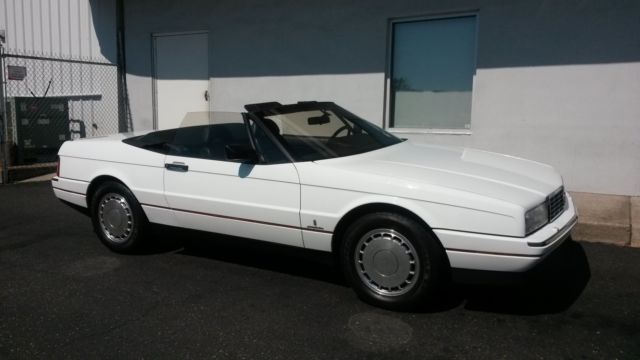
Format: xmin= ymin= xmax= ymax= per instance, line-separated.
xmin=435 ymin=192 xmax=578 ymax=272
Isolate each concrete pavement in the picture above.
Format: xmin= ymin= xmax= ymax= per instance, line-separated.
xmin=1 ymin=182 xmax=639 ymax=359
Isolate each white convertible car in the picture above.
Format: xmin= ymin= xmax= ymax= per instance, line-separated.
xmin=52 ymin=101 xmax=577 ymax=309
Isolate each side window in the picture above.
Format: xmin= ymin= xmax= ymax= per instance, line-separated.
xmin=205 ymin=123 xmax=250 ymax=161
xmin=128 ymin=121 xmax=289 ymax=164
xmin=167 ymin=123 xmax=252 ymax=161
xmin=122 ymin=129 xmax=177 ymax=154
xmin=167 ymin=125 xmax=214 ymax=159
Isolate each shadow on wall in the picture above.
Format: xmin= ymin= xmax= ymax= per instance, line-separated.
xmin=88 ymin=0 xmax=119 ymax=63
xmin=90 ymin=0 xmax=640 ymax=80
xmin=477 ymin=0 xmax=640 ymax=68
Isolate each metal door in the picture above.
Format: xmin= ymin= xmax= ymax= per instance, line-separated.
xmin=153 ymin=32 xmax=209 ymax=130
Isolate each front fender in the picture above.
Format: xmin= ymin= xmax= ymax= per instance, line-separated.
xmin=299 ymin=184 xmax=521 ymax=252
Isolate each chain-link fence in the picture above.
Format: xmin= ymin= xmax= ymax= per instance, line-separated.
xmin=0 ymin=49 xmax=126 ymax=183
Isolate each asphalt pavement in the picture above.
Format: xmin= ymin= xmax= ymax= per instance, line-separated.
xmin=1 ymin=182 xmax=639 ymax=359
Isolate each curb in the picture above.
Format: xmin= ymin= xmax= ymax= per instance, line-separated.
xmin=16 ymin=172 xmax=56 ymax=183
xmin=631 ymin=197 xmax=640 ymax=247
xmin=570 ymin=192 xmax=638 ymax=248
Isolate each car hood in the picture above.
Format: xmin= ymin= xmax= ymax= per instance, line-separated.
xmin=306 ymin=141 xmax=563 ymax=209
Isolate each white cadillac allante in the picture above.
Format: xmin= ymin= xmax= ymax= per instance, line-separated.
xmin=52 ymin=101 xmax=577 ymax=309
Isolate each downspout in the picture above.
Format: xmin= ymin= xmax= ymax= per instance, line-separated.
xmin=116 ymin=0 xmax=131 ymax=132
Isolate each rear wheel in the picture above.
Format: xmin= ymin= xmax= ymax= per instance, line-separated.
xmin=340 ymin=212 xmax=448 ymax=310
xmin=90 ymin=181 xmax=148 ymax=253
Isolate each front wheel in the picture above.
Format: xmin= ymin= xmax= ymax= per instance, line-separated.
xmin=340 ymin=212 xmax=448 ymax=310
xmin=90 ymin=181 xmax=149 ymax=253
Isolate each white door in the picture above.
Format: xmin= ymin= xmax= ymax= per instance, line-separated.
xmin=162 ymin=118 xmax=303 ymax=247
xmin=153 ymin=32 xmax=209 ymax=130
xmin=164 ymin=157 xmax=303 ymax=247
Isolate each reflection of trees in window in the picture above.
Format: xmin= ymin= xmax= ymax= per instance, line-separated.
xmin=389 ymin=15 xmax=476 ymax=129
xmin=391 ymin=77 xmax=417 ymax=92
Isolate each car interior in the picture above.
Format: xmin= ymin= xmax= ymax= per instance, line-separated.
xmin=123 ymin=101 xmax=391 ymax=164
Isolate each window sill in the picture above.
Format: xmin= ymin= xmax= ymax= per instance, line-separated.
xmin=387 ymin=128 xmax=472 ymax=135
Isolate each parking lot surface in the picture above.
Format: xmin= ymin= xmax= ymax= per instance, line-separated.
xmin=1 ymin=182 xmax=639 ymax=359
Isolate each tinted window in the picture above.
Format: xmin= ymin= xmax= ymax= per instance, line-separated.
xmin=390 ymin=15 xmax=477 ymax=130
xmin=122 ymin=129 xmax=176 ymax=154
xmin=167 ymin=123 xmax=250 ymax=161
xmin=124 ymin=122 xmax=288 ymax=164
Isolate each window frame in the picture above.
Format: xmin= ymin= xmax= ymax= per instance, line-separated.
xmin=383 ymin=11 xmax=479 ymax=135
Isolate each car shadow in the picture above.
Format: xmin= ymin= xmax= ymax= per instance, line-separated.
xmin=152 ymin=226 xmax=345 ymax=286
xmin=440 ymin=239 xmax=591 ymax=315
xmin=147 ymin=227 xmax=591 ymax=315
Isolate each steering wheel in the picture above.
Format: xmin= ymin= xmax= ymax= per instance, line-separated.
xmin=330 ymin=125 xmax=353 ymax=139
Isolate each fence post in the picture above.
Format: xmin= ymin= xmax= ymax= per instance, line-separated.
xmin=116 ymin=0 xmax=128 ymax=133
xmin=0 ymin=42 xmax=9 ymax=184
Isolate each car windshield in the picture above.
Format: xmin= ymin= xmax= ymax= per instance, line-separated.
xmin=251 ymin=102 xmax=402 ymax=162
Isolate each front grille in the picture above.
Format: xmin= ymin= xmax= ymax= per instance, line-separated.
xmin=547 ymin=187 xmax=566 ymax=221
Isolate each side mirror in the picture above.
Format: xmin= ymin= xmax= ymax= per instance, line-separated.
xmin=225 ymin=144 xmax=259 ymax=163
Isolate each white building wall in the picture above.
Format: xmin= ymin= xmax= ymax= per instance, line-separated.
xmin=121 ymin=0 xmax=640 ymax=196
xmin=416 ymin=63 xmax=640 ymax=196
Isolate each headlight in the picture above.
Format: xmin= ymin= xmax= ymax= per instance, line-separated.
xmin=525 ymin=202 xmax=548 ymax=235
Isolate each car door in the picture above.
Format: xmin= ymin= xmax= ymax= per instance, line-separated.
xmin=162 ymin=117 xmax=303 ymax=247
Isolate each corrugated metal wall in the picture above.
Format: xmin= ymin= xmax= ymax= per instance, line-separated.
xmin=0 ymin=0 xmax=120 ymax=140
xmin=0 ymin=0 xmax=114 ymax=61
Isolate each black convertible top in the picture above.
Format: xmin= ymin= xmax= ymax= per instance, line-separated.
xmin=243 ymin=102 xmax=282 ymax=113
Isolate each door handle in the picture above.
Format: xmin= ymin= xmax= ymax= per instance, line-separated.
xmin=165 ymin=162 xmax=189 ymax=172
xmin=204 ymin=90 xmax=209 ymax=101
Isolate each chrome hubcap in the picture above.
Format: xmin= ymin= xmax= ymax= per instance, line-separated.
xmin=355 ymin=229 xmax=419 ymax=296
xmin=98 ymin=193 xmax=134 ymax=243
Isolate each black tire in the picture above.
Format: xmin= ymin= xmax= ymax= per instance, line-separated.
xmin=339 ymin=212 xmax=448 ymax=310
xmin=90 ymin=181 xmax=149 ymax=253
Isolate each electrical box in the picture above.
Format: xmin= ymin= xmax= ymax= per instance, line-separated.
xmin=6 ymin=97 xmax=70 ymax=165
